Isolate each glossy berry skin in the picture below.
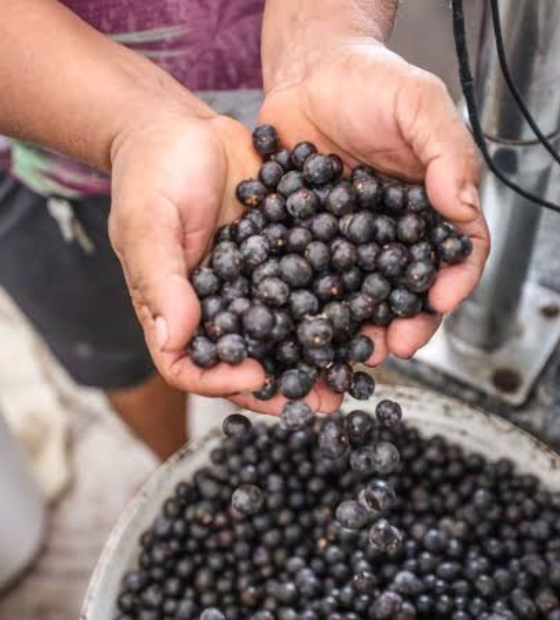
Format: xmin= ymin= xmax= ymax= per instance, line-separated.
xmin=376 ymin=243 xmax=410 ymax=279
xmin=212 ymin=242 xmax=243 ymax=281
xmin=232 ymin=484 xmax=264 ymax=516
xmin=243 ymin=305 xmax=276 ymax=340
xmin=326 ymin=363 xmax=354 ymax=394
xmin=354 ymin=176 xmax=382 ymax=209
xmin=356 ymin=242 xmax=380 ymax=272
xmin=279 ymin=254 xmax=313 ymax=288
xmin=388 ymin=287 xmax=422 ymax=318
xmin=262 ymin=193 xmax=287 ymax=222
xmin=205 ymin=310 xmax=239 ymax=340
xmin=291 ymin=141 xmax=317 ymax=170
xmin=236 ymin=179 xmax=268 ymax=207
xmin=336 ymin=500 xmax=369 ymax=530
xmin=188 ymin=336 xmax=218 ymax=368
xmin=287 ymin=188 xmax=319 ymax=220
xmin=350 ymin=372 xmax=375 ymax=400
xmin=397 ymin=213 xmax=426 ymax=245
xmin=318 ymin=418 xmax=349 ymax=459
xmin=222 ymin=413 xmax=252 ymax=438
xmin=325 ymin=182 xmax=357 ymax=216
xmin=257 ymin=277 xmax=290 ymax=307
xmin=259 ymin=161 xmax=284 ymax=189
xmin=281 ymin=400 xmax=314 ymax=431
xmin=279 ymin=369 xmax=313 ymax=399
xmin=286 ymin=227 xmax=313 ymax=253
xmin=363 ymin=480 xmax=397 ymax=512
xmin=344 ymin=410 xmax=374 ymax=445
xmin=289 ymin=290 xmax=320 ymax=320
xmin=271 ymin=148 xmax=292 ymax=171
xmin=438 ymin=234 xmax=473 ymax=264
xmin=297 ymin=318 xmax=334 ymax=349
xmin=303 ymin=153 xmax=335 ymax=185
xmin=192 ymin=267 xmax=220 ymax=298
xmin=375 ymin=399 xmax=403 ymax=427
xmin=404 ymin=260 xmax=436 ymax=294
xmin=252 ymin=124 xmax=278 ymax=155
xmin=310 ymin=213 xmax=339 ymax=241
xmin=240 ymin=235 xmax=270 ymax=268
xmin=369 ymin=519 xmax=404 ymax=552
xmin=277 ymin=170 xmax=307 ymax=197
xmin=216 ymin=334 xmax=247 ymax=364
xmin=347 ymin=335 xmax=374 ymax=363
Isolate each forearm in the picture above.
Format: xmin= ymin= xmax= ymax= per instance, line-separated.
xmin=262 ymin=0 xmax=399 ymax=90
xmin=0 ymin=0 xmax=212 ymax=172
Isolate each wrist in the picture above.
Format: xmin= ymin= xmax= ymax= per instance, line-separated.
xmin=262 ymin=0 xmax=397 ymax=91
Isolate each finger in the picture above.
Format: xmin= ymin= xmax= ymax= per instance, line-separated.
xmin=154 ymin=354 xmax=266 ymax=397
xmin=386 ymin=313 xmax=442 ymax=359
xmin=398 ymin=70 xmax=481 ymax=223
xmin=361 ymin=326 xmax=389 ymax=366
xmin=429 ymin=216 xmax=491 ymax=313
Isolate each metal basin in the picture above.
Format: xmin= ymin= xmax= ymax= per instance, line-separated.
xmin=81 ymin=385 xmax=560 ymax=619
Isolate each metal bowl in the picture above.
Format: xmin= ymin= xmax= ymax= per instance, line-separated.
xmin=81 ymin=385 xmax=560 ymax=619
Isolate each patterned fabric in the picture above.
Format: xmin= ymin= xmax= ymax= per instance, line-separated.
xmin=2 ymin=0 xmax=265 ymax=198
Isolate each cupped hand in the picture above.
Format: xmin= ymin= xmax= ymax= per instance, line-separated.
xmin=108 ymin=111 xmax=274 ymax=402
xmin=259 ymin=41 xmax=490 ymax=367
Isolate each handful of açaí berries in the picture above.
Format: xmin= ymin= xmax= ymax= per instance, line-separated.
xmin=188 ymin=124 xmax=472 ymax=406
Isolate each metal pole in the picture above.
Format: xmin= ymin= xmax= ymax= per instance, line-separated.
xmin=447 ymin=0 xmax=560 ymax=350
xmin=415 ymin=0 xmax=560 ymax=405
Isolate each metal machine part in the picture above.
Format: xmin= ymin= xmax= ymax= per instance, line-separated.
xmin=417 ymin=0 xmax=560 ymax=405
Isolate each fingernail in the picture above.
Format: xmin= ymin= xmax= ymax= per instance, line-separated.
xmin=155 ymin=316 xmax=168 ymax=350
xmin=459 ymin=185 xmax=480 ymax=214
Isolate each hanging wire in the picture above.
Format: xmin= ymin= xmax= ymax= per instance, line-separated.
xmin=489 ymin=0 xmax=560 ymax=167
xmin=450 ymin=0 xmax=560 ymax=214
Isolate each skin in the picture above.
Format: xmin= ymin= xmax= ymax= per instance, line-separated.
xmin=0 ymin=0 xmax=490 ymax=425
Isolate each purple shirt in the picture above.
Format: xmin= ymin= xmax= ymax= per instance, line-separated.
xmin=0 ymin=1 xmax=264 ymax=197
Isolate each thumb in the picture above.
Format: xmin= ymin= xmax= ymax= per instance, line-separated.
xmin=109 ymin=196 xmax=199 ymax=353
xmin=398 ymin=70 xmax=481 ymax=223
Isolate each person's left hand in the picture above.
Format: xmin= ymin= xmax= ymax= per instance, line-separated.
xmin=249 ymin=41 xmax=489 ymax=413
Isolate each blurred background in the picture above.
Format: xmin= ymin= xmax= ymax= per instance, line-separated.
xmin=10 ymin=1 xmax=560 ymax=618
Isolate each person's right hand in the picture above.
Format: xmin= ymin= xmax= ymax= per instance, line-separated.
xmin=109 ymin=112 xmax=268 ymax=401
xmin=109 ymin=110 xmax=342 ymax=414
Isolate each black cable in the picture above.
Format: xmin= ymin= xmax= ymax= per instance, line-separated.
xmin=450 ymin=0 xmax=560 ymax=214
xmin=489 ymin=0 xmax=560 ymax=167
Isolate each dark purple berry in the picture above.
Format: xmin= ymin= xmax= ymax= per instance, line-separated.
xmin=373 ymin=215 xmax=397 ymax=245
xmin=397 ymin=213 xmax=426 ymax=245
xmin=259 ymin=160 xmax=284 ymax=189
xmin=438 ymin=234 xmax=472 ymax=264
xmin=303 ymin=153 xmax=335 ymax=185
xmin=354 ymin=176 xmax=382 ymax=209
xmin=280 ymin=254 xmax=313 ymax=288
xmin=348 ymin=292 xmax=375 ymax=321
xmin=228 ymin=297 xmax=252 ymax=317
xmin=351 ymin=164 xmax=375 ymax=181
xmin=362 ymin=273 xmax=391 ymax=302
xmin=188 ymin=336 xmax=218 ymax=368
xmin=270 ymin=310 xmax=294 ymax=341
xmin=336 ymin=500 xmax=369 ymax=530
xmin=222 ymin=413 xmax=252 ymax=438
xmin=363 ymin=480 xmax=397 ymax=512
xmin=344 ymin=409 xmax=374 ymax=445
xmin=286 ymin=227 xmax=313 ymax=253
xmin=404 ymin=260 xmax=436 ymax=293
xmin=346 ymin=212 xmax=376 ymax=244
xmin=201 ymin=295 xmax=227 ymax=321
xmin=236 ymin=179 xmax=267 ymax=207
xmin=350 ymin=372 xmax=375 ymax=400
xmin=279 ymin=369 xmax=313 ymax=399
xmin=286 ymin=188 xmax=319 ymax=220
xmin=369 ymin=519 xmax=403 ymax=552
xmin=252 ymin=258 xmax=281 ymax=285
xmin=326 ymin=363 xmax=354 ymax=394
xmin=216 ymin=334 xmax=247 ymax=364
xmin=281 ymin=400 xmax=314 ymax=431
xmin=341 ymin=266 xmax=363 ymax=292
xmin=376 ymin=399 xmax=403 ymax=428
xmin=252 ymin=124 xmax=278 ymax=155
xmin=232 ymin=484 xmax=263 ymax=516
xmin=313 ymin=274 xmax=343 ymax=301
xmin=270 ymin=148 xmax=292 ymax=171
xmin=318 ymin=418 xmax=349 ymax=459
xmin=191 ymin=267 xmax=220 ymax=298
xmin=240 ymin=235 xmax=270 ymax=268
xmin=372 ymin=301 xmax=394 ymax=326
xmin=304 ymin=345 xmax=335 ymax=368
xmin=291 ymin=141 xmax=317 ymax=170
xmin=289 ymin=290 xmax=320 ymax=320
xmin=409 ymin=240 xmax=435 ymax=262
xmin=310 ymin=213 xmax=339 ymax=241
xmin=256 ymin=277 xmax=290 ymax=307
xmin=253 ymin=374 xmax=277 ymax=401
xmin=262 ymin=193 xmax=287 ymax=222
xmin=277 ymin=170 xmax=307 ymax=197
xmin=205 ymin=310 xmax=239 ymax=340
xmin=305 ymin=241 xmax=331 ymax=272
xmin=330 ymin=238 xmax=357 ymax=271
xmin=388 ymin=287 xmax=422 ymax=318
xmin=243 ymin=305 xmax=276 ymax=340
xmin=212 ymin=242 xmax=243 ymax=281
xmin=297 ymin=317 xmax=333 ymax=348
xmin=347 ymin=335 xmax=374 ymax=363
xmin=323 ymin=301 xmax=351 ymax=333
xmin=276 ymin=338 xmax=301 ymax=366
xmin=325 ymin=182 xmax=357 ymax=216
xmin=263 ymin=223 xmax=289 ymax=253
xmin=406 ymin=185 xmax=430 ymax=211
xmin=384 ymin=184 xmax=406 ymax=214
xmin=376 ymin=243 xmax=410 ymax=279
xmin=356 ymin=242 xmax=380 ymax=272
